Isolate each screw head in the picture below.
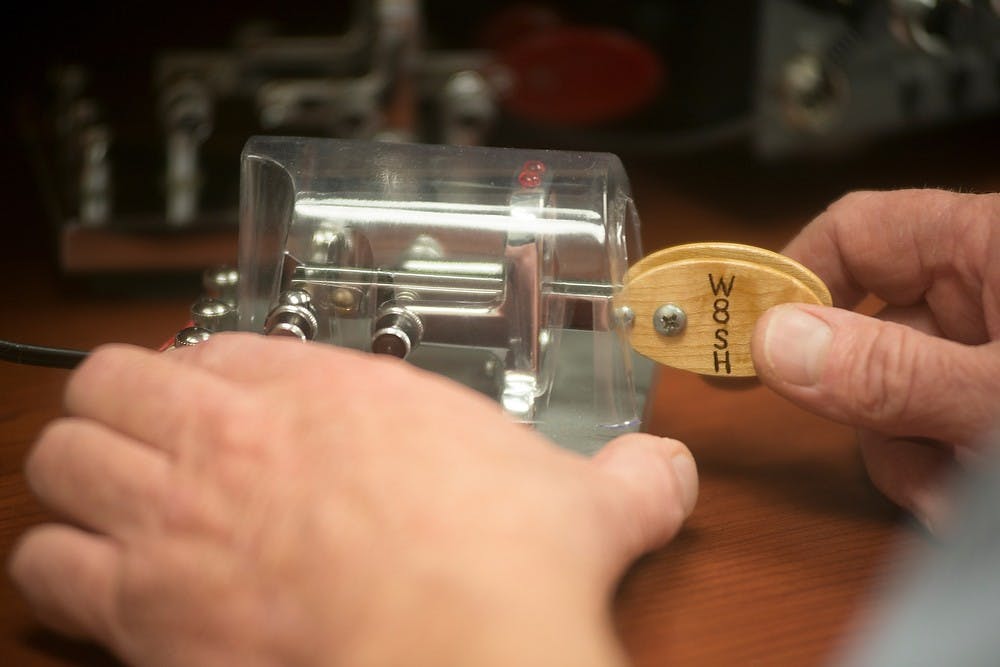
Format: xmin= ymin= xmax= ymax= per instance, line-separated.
xmin=190 ymin=297 xmax=235 ymax=331
xmin=264 ymin=303 xmax=319 ymax=341
xmin=371 ymin=329 xmax=412 ymax=358
xmin=331 ymin=287 xmax=357 ymax=309
xmin=616 ymin=306 xmax=635 ymax=328
xmin=278 ymin=289 xmax=313 ymax=308
xmin=653 ymin=303 xmax=686 ymax=336
xmin=266 ymin=321 xmax=309 ymax=341
xmin=202 ymin=266 xmax=239 ymax=304
xmin=175 ymin=326 xmax=212 ymax=347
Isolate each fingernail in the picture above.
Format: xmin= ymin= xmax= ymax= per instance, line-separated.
xmin=670 ymin=453 xmax=699 ymax=518
xmin=761 ymin=305 xmax=832 ymax=387
xmin=909 ymin=488 xmax=951 ymax=537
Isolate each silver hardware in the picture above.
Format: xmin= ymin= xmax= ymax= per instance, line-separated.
xmin=779 ymin=53 xmax=847 ymax=132
xmin=290 ymin=264 xmax=614 ymax=346
xmin=653 ymin=303 xmax=687 ymax=336
xmin=277 ymin=289 xmax=314 ymax=308
xmin=203 ymin=266 xmax=239 ymax=306
xmin=439 ymin=70 xmax=495 ymax=146
xmin=616 ymin=306 xmax=635 ymax=328
xmin=264 ymin=289 xmax=319 ymax=341
xmin=371 ymin=305 xmax=424 ymax=359
xmin=175 ymin=326 xmax=212 ymax=347
xmin=191 ymin=297 xmax=236 ymax=331
xmin=161 ymin=77 xmax=213 ymax=226
xmin=304 ymin=226 xmax=373 ymax=316
xmin=78 ymin=123 xmax=112 ymax=227
xmin=403 ymin=234 xmax=445 ymax=263
xmin=890 ymin=0 xmax=967 ymax=55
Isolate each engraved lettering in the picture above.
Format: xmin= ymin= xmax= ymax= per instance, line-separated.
xmin=713 ymin=350 xmax=732 ymax=374
xmin=714 ymin=328 xmax=729 ymax=350
xmin=713 ymin=298 xmax=730 ymax=324
xmin=709 ymin=274 xmax=734 ymax=374
xmin=708 ymin=274 xmax=735 ymax=297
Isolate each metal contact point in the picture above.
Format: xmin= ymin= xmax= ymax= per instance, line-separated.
xmin=190 ymin=297 xmax=236 ymax=331
xmin=175 ymin=326 xmax=212 ymax=347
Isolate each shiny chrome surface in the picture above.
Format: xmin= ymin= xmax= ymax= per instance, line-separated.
xmin=175 ymin=326 xmax=212 ymax=347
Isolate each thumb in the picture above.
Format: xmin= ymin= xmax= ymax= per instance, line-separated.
xmin=752 ymin=304 xmax=1000 ymax=444
xmin=591 ymin=433 xmax=698 ymax=562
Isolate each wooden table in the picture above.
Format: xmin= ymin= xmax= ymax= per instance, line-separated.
xmin=1 ymin=121 xmax=997 ymax=665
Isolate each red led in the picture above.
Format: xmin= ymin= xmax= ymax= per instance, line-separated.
xmin=518 ymin=171 xmax=542 ymax=188
xmin=523 ymin=160 xmax=546 ymax=173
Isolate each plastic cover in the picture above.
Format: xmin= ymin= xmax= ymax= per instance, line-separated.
xmin=238 ymin=136 xmax=652 ymax=452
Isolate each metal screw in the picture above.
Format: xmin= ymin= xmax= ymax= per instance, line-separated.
xmin=331 ymin=287 xmax=357 ymax=310
xmin=371 ymin=306 xmax=424 ymax=359
xmin=190 ymin=297 xmax=236 ymax=331
xmin=264 ymin=290 xmax=319 ymax=341
xmin=175 ymin=326 xmax=212 ymax=347
xmin=203 ymin=266 xmax=239 ymax=306
xmin=616 ymin=306 xmax=635 ymax=328
xmin=405 ymin=235 xmax=445 ymax=262
xmin=653 ymin=304 xmax=687 ymax=336
xmin=277 ymin=289 xmax=313 ymax=308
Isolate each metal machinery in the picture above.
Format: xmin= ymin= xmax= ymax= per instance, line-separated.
xmin=45 ymin=0 xmax=494 ymax=235
xmin=34 ymin=1 xmax=999 ymax=268
xmin=181 ymin=138 xmax=654 ymax=454
xmin=27 ymin=1 xmax=978 ymax=448
xmin=756 ymin=0 xmax=1000 ymax=156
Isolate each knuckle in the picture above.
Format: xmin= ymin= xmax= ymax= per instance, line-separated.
xmin=177 ymin=332 xmax=241 ymax=367
xmin=815 ymin=191 xmax=882 ymax=257
xmin=25 ymin=420 xmax=76 ymax=490
xmin=73 ymin=343 xmax=130 ymax=373
xmin=198 ymin=393 xmax=271 ymax=459
xmin=192 ymin=396 xmax=243 ymax=433
xmin=64 ymin=344 xmax=130 ymax=405
xmin=64 ymin=348 xmax=107 ymax=398
xmin=6 ymin=538 xmax=31 ymax=586
xmin=6 ymin=525 xmax=47 ymax=585
xmin=823 ymin=190 xmax=878 ymax=224
xmin=117 ymin=551 xmax=168 ymax=609
xmin=844 ymin=325 xmax=920 ymax=427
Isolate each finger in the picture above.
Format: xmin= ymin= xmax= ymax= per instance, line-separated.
xmin=875 ymin=303 xmax=944 ymax=338
xmin=783 ymin=190 xmax=995 ymax=331
xmin=591 ymin=433 xmax=698 ymax=564
xmin=858 ymin=432 xmax=955 ymax=534
xmin=169 ymin=332 xmax=383 ymax=385
xmin=65 ymin=344 xmax=251 ymax=457
xmin=752 ymin=303 xmax=1000 ymax=444
xmin=27 ymin=418 xmax=170 ymax=537
xmin=8 ymin=524 xmax=119 ymax=645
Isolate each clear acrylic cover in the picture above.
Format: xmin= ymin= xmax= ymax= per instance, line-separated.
xmin=238 ymin=136 xmax=652 ymax=452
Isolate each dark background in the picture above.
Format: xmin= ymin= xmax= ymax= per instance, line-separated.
xmin=2 ymin=1 xmax=998 ymax=279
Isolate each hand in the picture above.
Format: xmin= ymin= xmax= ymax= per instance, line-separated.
xmin=9 ymin=333 xmax=698 ymax=666
xmin=752 ymin=189 xmax=1000 ymax=531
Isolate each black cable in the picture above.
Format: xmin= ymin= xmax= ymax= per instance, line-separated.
xmin=0 ymin=339 xmax=90 ymax=369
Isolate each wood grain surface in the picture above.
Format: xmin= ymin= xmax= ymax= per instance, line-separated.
xmin=621 ymin=249 xmax=830 ymax=376
xmin=1 ymin=120 xmax=997 ymax=666
xmin=624 ymin=242 xmax=831 ymax=304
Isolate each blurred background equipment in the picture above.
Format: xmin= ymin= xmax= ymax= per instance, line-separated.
xmin=14 ymin=0 xmax=1000 ymax=273
xmin=756 ymin=0 xmax=1000 ymax=156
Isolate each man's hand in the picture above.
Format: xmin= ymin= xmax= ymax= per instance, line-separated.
xmin=752 ymin=189 xmax=1000 ymax=531
xmin=9 ymin=334 xmax=697 ymax=666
